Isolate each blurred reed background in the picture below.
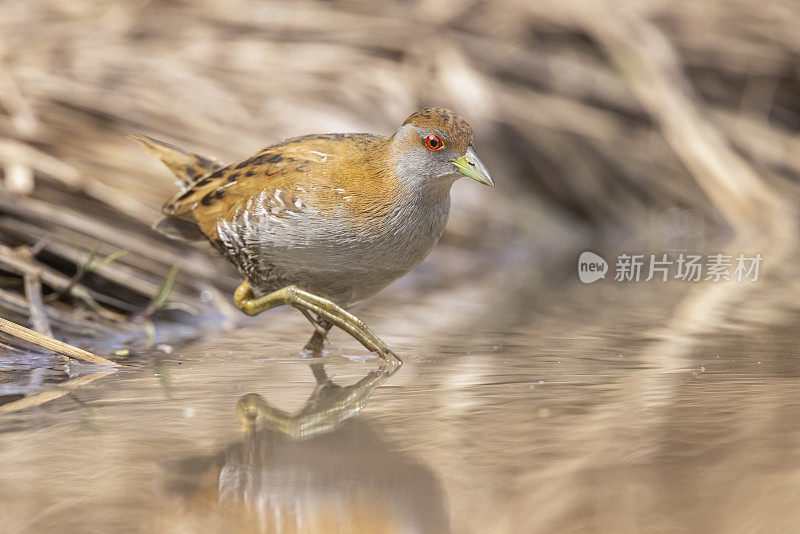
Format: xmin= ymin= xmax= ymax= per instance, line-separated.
xmin=0 ymin=0 xmax=797 ymax=346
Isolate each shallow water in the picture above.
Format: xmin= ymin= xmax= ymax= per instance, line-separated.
xmin=2 ymin=243 xmax=800 ymax=533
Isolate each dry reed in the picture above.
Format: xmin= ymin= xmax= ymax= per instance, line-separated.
xmin=0 ymin=0 xmax=796 ymax=347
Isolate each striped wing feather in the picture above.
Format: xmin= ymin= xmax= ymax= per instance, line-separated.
xmin=161 ymin=134 xmax=390 ymax=240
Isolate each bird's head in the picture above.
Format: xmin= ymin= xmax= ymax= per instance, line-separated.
xmin=391 ymin=107 xmax=494 ymax=191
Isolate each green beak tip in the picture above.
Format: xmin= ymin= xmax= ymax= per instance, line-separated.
xmin=452 ymin=148 xmax=494 ymax=186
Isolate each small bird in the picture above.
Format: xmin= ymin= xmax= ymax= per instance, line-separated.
xmin=131 ymin=108 xmax=493 ymax=362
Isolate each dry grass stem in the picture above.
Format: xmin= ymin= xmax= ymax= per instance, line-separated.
xmin=22 ymin=269 xmax=52 ymax=337
xmin=0 ymin=317 xmax=116 ymax=366
xmin=0 ymin=371 xmax=113 ymax=414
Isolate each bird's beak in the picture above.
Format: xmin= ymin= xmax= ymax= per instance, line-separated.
xmin=452 ymin=147 xmax=494 ymax=186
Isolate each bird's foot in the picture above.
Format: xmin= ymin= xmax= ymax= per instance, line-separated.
xmin=234 ymin=281 xmax=402 ymax=364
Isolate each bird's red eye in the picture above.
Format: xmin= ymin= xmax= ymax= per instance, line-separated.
xmin=425 ymin=134 xmax=443 ymax=150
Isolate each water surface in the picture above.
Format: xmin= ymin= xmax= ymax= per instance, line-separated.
xmin=2 ymin=245 xmax=800 ymax=533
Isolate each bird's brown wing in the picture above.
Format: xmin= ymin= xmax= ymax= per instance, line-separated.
xmin=161 ymin=136 xmax=353 ymax=240
xmin=152 ymin=133 xmax=390 ymax=242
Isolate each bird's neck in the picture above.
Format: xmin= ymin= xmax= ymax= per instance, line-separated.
xmin=385 ymin=159 xmax=453 ymax=249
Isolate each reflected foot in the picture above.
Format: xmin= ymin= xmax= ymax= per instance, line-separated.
xmin=236 ymin=359 xmax=400 ymax=438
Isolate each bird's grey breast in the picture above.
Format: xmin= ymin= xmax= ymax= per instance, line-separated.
xmin=215 ymin=186 xmax=451 ymax=306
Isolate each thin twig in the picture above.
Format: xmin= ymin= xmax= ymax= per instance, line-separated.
xmin=23 ymin=270 xmax=52 ymax=337
xmin=0 ymin=372 xmax=113 ymax=414
xmin=46 ymin=241 xmax=127 ymax=303
xmin=0 ymin=286 xmax=119 ymax=336
xmin=137 ymin=263 xmax=183 ymax=322
xmin=14 ymin=243 xmax=53 ymax=336
xmin=0 ymin=316 xmax=116 ymax=366
xmin=0 ymin=242 xmax=125 ymax=321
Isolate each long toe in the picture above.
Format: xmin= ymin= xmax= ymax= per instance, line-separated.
xmin=380 ymin=346 xmax=403 ymax=365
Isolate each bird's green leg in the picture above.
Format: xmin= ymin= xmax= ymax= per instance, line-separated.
xmin=301 ymin=315 xmax=332 ymax=357
xmin=234 ymin=281 xmax=401 ymax=363
xmin=299 ymin=309 xmax=329 ymax=336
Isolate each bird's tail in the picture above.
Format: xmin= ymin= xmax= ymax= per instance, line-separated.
xmin=128 ymin=134 xmax=222 ymax=242
xmin=126 ymin=133 xmax=224 ymax=187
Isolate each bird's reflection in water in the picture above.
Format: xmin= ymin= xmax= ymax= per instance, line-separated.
xmin=164 ymin=360 xmax=449 ymax=534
